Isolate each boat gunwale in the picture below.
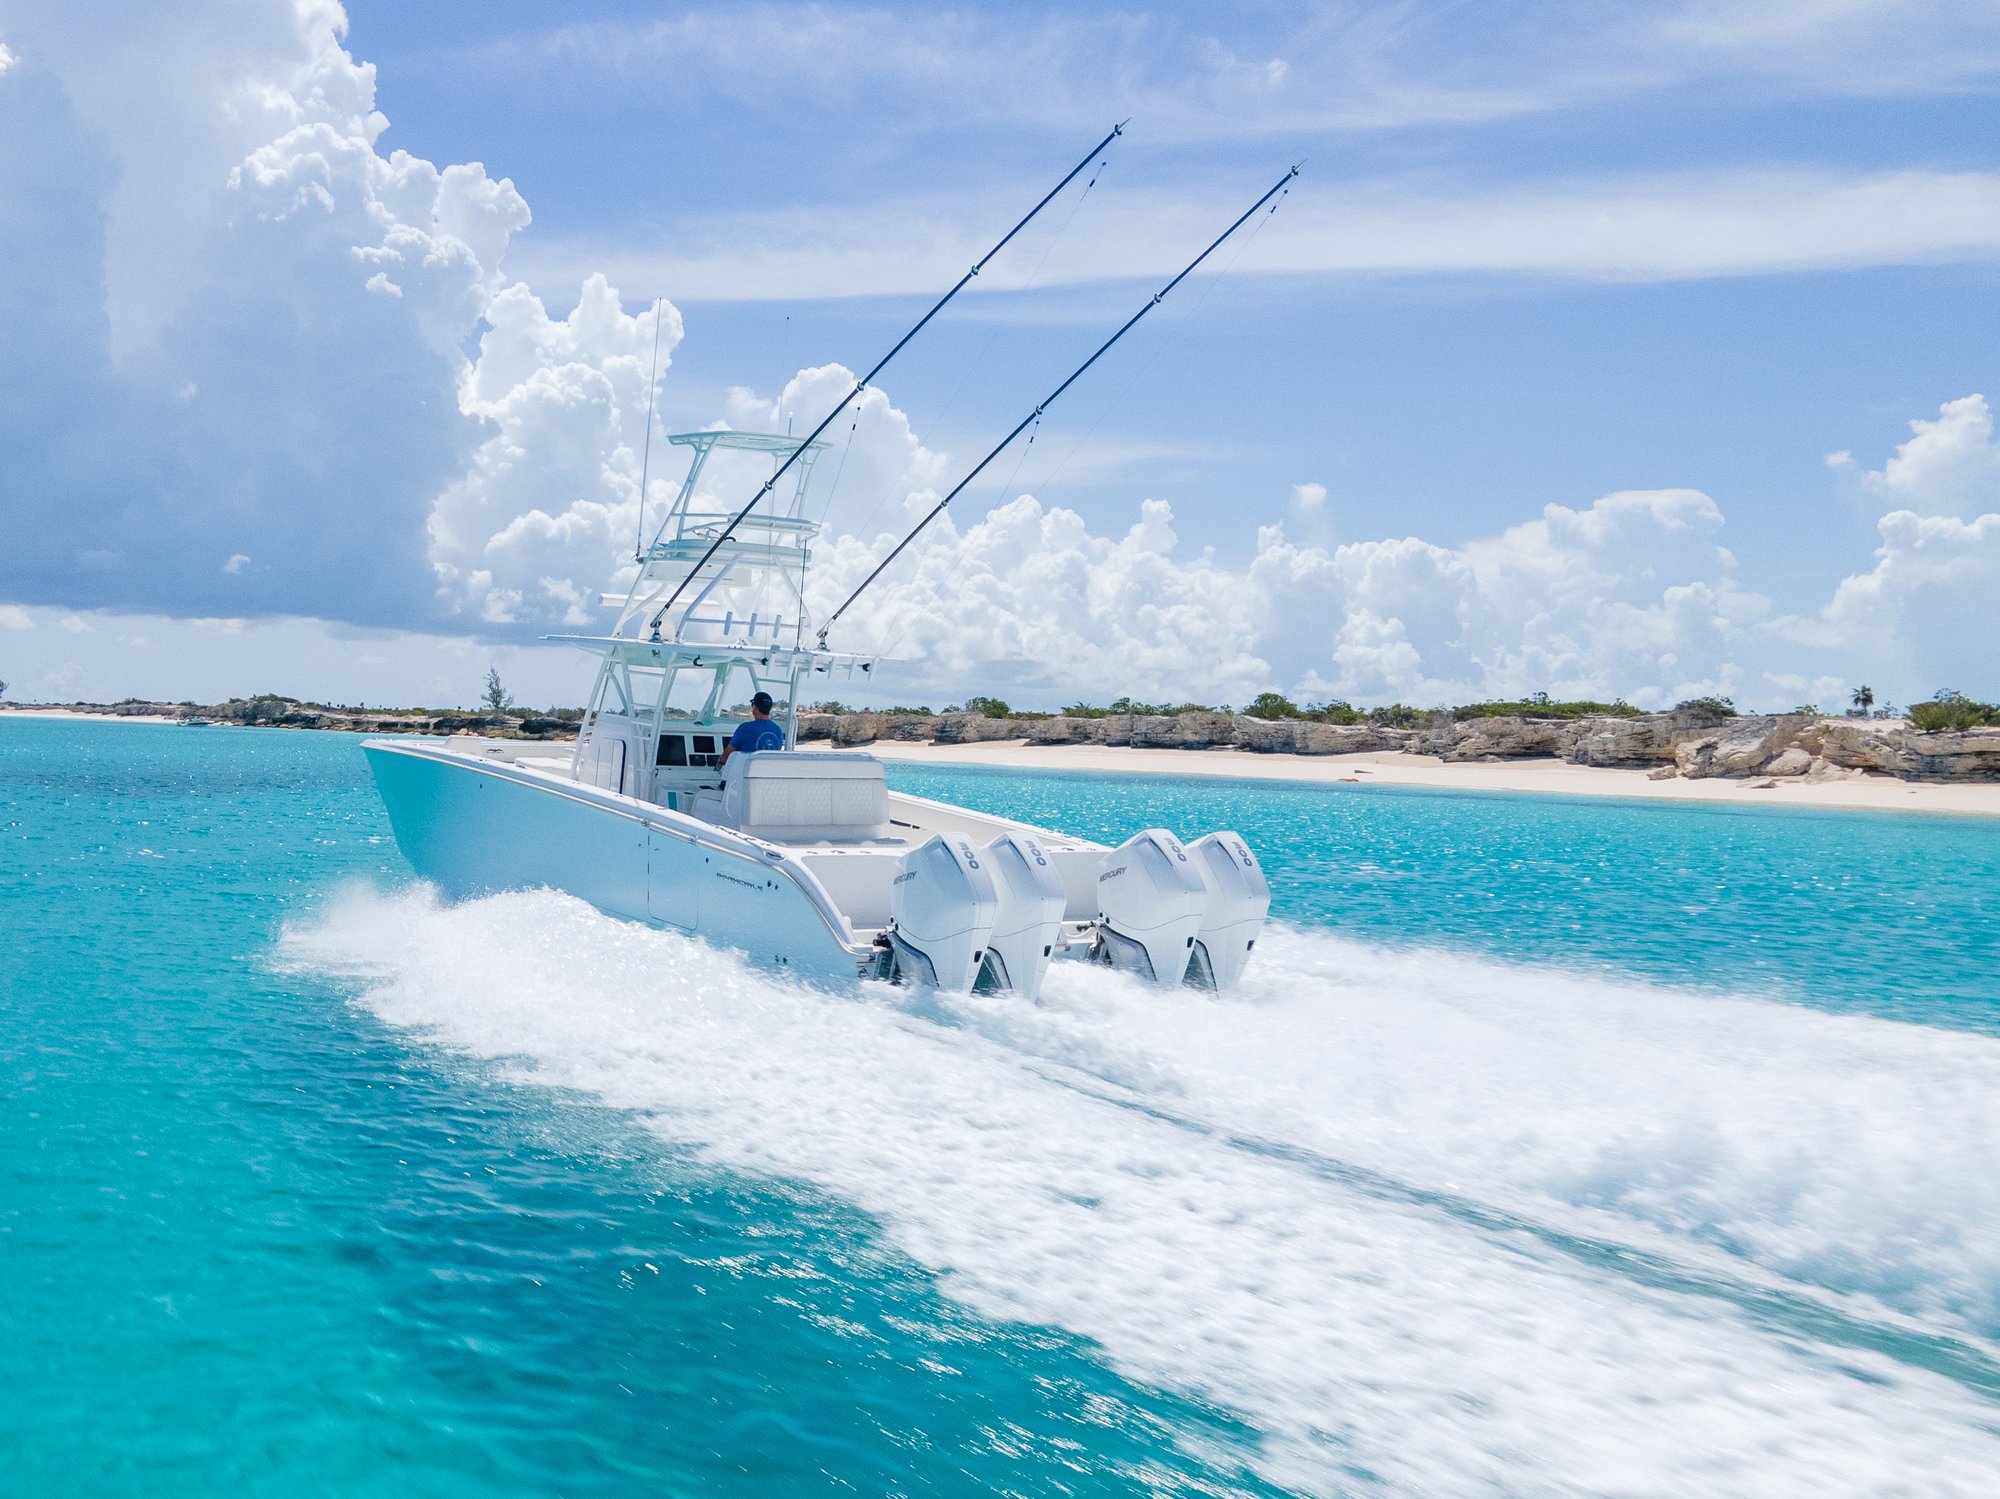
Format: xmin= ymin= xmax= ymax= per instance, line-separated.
xmin=361 ymin=735 xmax=872 ymax=958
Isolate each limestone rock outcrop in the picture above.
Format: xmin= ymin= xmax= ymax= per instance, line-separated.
xmin=1672 ymin=716 xmax=1812 ymax=779
xmin=1811 ymin=720 xmax=1915 ymax=775
xmin=1798 ymin=720 xmax=2000 ymax=781
xmin=1897 ymin=727 xmax=2000 ymax=781
xmin=1427 ymin=717 xmax=1576 ymax=761
xmin=1565 ymin=704 xmax=1737 ymax=768
xmin=1232 ymin=718 xmax=1401 ymax=754
xmin=1568 ymin=716 xmax=1681 ymax=767
xmin=1023 ymin=716 xmax=1096 ymax=745
xmin=930 ymin=712 xmax=1033 ymax=744
xmin=1764 ymin=747 xmax=1813 ymax=777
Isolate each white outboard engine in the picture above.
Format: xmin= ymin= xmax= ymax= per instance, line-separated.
xmin=889 ymin=835 xmax=998 ymax=992
xmin=1093 ymin=829 xmax=1209 ymax=984
xmin=976 ymin=832 xmax=1070 ymax=1000
xmin=1184 ymin=831 xmax=1269 ymax=990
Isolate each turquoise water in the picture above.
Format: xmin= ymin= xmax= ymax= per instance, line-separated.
xmin=5 ymin=717 xmax=2000 ymax=1496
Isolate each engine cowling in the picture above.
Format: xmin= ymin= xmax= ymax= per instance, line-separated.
xmin=888 ymin=835 xmax=998 ymax=992
xmin=1093 ymin=828 xmax=1209 ymax=984
xmin=1184 ymin=830 xmax=1269 ymax=990
xmin=976 ymin=832 xmax=1070 ymax=1000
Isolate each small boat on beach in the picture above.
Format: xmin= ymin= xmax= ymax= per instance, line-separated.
xmin=365 ymin=134 xmax=1287 ymax=995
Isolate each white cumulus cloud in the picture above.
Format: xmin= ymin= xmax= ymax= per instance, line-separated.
xmin=428 ymin=276 xmax=682 ymax=629
xmin=1831 ymin=393 xmax=2000 ymax=520
xmin=803 ymin=482 xmax=1760 ymax=709
xmin=1781 ymin=395 xmax=2000 ymax=695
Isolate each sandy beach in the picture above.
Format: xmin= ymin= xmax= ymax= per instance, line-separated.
xmin=867 ymin=738 xmax=2000 ymax=818
xmin=1 ymin=707 xmax=184 ymax=724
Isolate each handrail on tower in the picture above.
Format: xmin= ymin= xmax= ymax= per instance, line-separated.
xmin=611 ymin=430 xmax=831 ymax=647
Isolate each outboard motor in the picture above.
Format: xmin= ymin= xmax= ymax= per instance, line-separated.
xmin=888 ymin=835 xmax=998 ymax=991
xmin=977 ymin=832 xmax=1069 ymax=1000
xmin=1093 ymin=829 xmax=1209 ymax=984
xmin=1184 ymin=831 xmax=1269 ymax=990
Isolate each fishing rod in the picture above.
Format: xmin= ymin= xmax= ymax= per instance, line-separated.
xmin=816 ymin=162 xmax=1301 ymax=648
xmin=646 ymin=120 xmax=1129 ymax=635
xmin=632 ymin=299 xmax=667 ymax=560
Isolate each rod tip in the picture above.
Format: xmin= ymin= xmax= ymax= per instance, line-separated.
xmin=1115 ymin=118 xmax=1132 ymax=133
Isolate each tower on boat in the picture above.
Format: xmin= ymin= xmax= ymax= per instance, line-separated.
xmin=551 ymin=430 xmax=876 ymax=812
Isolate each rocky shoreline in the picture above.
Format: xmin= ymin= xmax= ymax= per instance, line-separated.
xmin=11 ymin=698 xmax=1998 ymax=784
xmin=790 ymin=706 xmax=2000 ymax=783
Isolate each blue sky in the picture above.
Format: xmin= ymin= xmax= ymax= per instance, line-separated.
xmin=347 ymin=0 xmax=2000 ymax=595
xmin=2 ymin=1 xmax=1999 ymax=709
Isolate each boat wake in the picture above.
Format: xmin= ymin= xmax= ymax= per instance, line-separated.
xmin=279 ymin=884 xmax=2000 ymax=1497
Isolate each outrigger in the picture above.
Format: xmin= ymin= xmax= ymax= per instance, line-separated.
xmin=365 ymin=139 xmax=1287 ymax=995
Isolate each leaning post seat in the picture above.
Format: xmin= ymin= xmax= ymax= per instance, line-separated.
xmin=716 ymin=752 xmax=890 ymax=841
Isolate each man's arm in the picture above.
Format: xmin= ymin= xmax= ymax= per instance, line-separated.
xmin=721 ymin=720 xmax=759 ymax=766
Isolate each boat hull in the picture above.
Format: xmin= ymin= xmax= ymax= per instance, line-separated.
xmin=364 ymin=740 xmax=866 ymax=987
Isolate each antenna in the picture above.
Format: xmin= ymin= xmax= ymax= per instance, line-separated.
xmin=633 ymin=300 xmax=667 ymax=560
xmin=817 ymin=163 xmax=1302 ymax=647
xmin=646 ymin=120 xmax=1130 ymax=635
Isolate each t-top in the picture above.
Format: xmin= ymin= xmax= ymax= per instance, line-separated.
xmin=728 ymin=717 xmax=786 ymax=755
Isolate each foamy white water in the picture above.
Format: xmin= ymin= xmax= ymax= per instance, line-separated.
xmin=283 ymin=886 xmax=2000 ymax=1497
xmin=990 ymin=930 xmax=2000 ymax=1340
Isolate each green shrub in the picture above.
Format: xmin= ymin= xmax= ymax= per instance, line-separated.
xmin=964 ymin=695 xmax=1012 ymax=719
xmin=1453 ymin=694 xmax=1641 ymax=720
xmin=1908 ymin=691 xmax=1998 ymax=732
xmin=1061 ymin=696 xmax=1222 ymax=718
xmin=1244 ymin=691 xmax=1302 ymax=720
xmin=1367 ymin=703 xmax=1426 ymax=729
xmin=1307 ymin=699 xmax=1365 ymax=725
xmin=1672 ymin=695 xmax=1737 ymax=721
xmin=1241 ymin=692 xmax=1364 ymax=723
xmin=1116 ymin=695 xmax=1219 ymax=716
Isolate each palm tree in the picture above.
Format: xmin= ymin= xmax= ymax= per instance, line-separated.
xmin=1850 ymin=684 xmax=1875 ymax=717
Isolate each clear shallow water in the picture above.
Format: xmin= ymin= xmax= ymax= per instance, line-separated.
xmin=5 ymin=719 xmax=2000 ymax=1496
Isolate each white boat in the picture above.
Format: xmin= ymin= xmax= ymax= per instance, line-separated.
xmin=366 ymin=141 xmax=1295 ymax=994
xmin=364 ymin=428 xmax=1269 ymax=996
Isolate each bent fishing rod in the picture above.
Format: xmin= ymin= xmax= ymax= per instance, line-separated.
xmin=647 ymin=120 xmax=1128 ymax=635
xmin=816 ymin=162 xmax=1301 ymax=648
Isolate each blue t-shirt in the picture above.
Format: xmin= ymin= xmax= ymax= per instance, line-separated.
xmin=728 ymin=717 xmax=785 ymax=756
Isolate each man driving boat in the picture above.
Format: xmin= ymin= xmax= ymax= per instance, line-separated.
xmin=720 ymin=691 xmax=785 ymax=767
